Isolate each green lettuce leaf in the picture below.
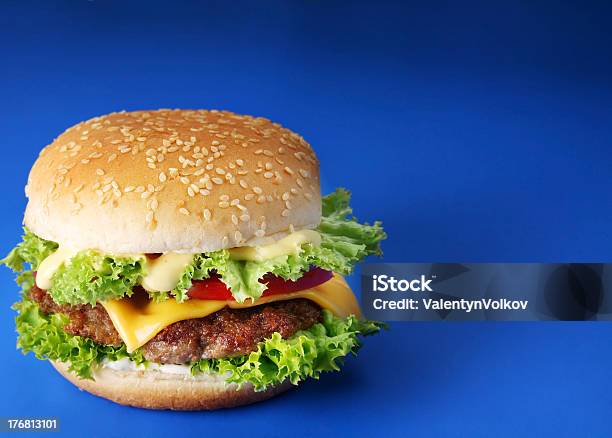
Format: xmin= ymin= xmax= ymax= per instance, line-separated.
xmin=183 ymin=188 xmax=387 ymax=302
xmin=1 ymin=229 xmax=57 ymax=272
xmin=1 ymin=230 xmax=146 ymax=306
xmin=192 ymin=309 xmax=383 ymax=391
xmin=14 ymin=297 xmax=146 ymax=379
xmin=14 ymin=298 xmax=382 ymax=387
xmin=49 ymin=251 xmax=146 ymax=305
xmin=1 ymin=230 xmax=57 ymax=296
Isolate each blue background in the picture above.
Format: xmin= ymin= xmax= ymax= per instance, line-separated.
xmin=1 ymin=1 xmax=612 ymax=436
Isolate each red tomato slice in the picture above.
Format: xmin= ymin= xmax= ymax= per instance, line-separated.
xmin=187 ymin=267 xmax=333 ymax=301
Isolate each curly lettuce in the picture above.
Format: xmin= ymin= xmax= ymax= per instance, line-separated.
xmin=1 ymin=229 xmax=57 ymax=272
xmin=50 ymin=251 xmax=146 ymax=305
xmin=192 ymin=310 xmax=383 ymax=391
xmin=15 ymin=297 xmax=382 ymax=387
xmin=1 ymin=230 xmax=57 ymax=296
xmin=178 ymin=188 xmax=387 ymax=302
xmin=1 ymin=233 xmax=146 ymax=306
xmin=14 ymin=297 xmax=146 ymax=379
xmin=2 ymin=189 xmax=386 ymax=304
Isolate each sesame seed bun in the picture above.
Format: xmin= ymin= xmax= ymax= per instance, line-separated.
xmin=24 ymin=109 xmax=321 ymax=253
xmin=51 ymin=360 xmax=292 ymax=410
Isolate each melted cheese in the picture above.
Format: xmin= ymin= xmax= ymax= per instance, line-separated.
xmin=141 ymin=253 xmax=194 ymax=292
xmin=228 ymin=229 xmax=321 ymax=261
xmin=35 ymin=247 xmax=78 ymax=290
xmin=101 ymin=273 xmax=360 ymax=353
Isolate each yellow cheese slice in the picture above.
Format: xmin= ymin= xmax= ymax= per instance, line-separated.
xmin=101 ymin=273 xmax=361 ymax=353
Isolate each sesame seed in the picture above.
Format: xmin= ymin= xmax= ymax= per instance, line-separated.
xmin=159 ymin=172 xmax=167 ymax=182
xmin=263 ymin=172 xmax=273 ymax=179
xmin=231 ymin=215 xmax=238 ymax=225
xmin=179 ymin=207 xmax=190 ymax=215
xmin=252 ymin=186 xmax=263 ymax=194
xmin=96 ymin=168 xmax=105 ymax=176
xmin=281 ymin=209 xmax=290 ymax=217
xmin=203 ymin=208 xmax=211 ymax=221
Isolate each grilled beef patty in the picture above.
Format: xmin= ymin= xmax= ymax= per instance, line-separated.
xmin=28 ymin=285 xmax=322 ymax=364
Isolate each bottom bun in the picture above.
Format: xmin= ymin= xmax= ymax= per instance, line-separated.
xmin=51 ymin=361 xmax=293 ymax=410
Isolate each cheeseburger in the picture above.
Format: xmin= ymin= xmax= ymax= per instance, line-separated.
xmin=3 ymin=109 xmax=386 ymax=410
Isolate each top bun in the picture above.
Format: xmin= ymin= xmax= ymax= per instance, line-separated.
xmin=24 ymin=110 xmax=321 ymax=253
